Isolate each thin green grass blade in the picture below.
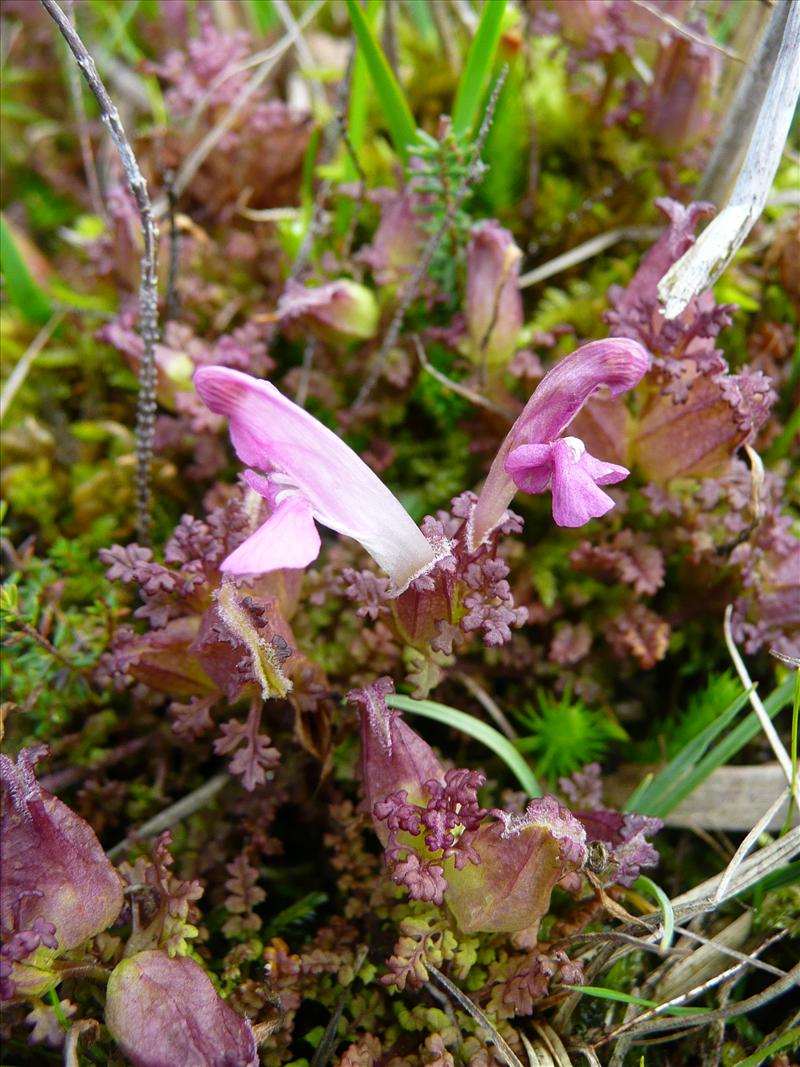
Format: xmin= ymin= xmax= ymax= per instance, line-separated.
xmin=345 ymin=0 xmax=417 ymax=165
xmin=730 ymin=1030 xmax=800 ymax=1067
xmin=386 ymin=694 xmax=540 ymax=797
xmin=634 ymin=875 xmax=674 ymax=951
xmin=565 ymin=986 xmax=705 ymax=1017
xmin=452 ymin=0 xmax=506 ymax=136
xmin=625 ymin=685 xmax=752 ymax=813
xmin=782 ymin=667 xmax=799 ymax=833
xmin=629 ymin=674 xmax=795 ymax=818
xmin=347 ymin=0 xmax=380 ymax=159
xmin=663 ymin=674 xmax=795 ymax=818
xmin=404 ymin=0 xmax=437 ymax=45
xmin=0 ymin=215 xmax=53 ymax=324
xmin=243 ymin=0 xmax=278 ymax=35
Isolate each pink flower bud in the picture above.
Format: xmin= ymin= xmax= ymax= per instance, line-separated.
xmin=1 ymin=746 xmax=123 ymax=1000
xmin=347 ymin=678 xmax=444 ymax=844
xmin=359 ymin=189 xmax=425 ymax=286
xmin=106 ymin=951 xmax=258 ymax=1067
xmin=645 ymin=34 xmax=717 ymax=152
xmin=278 ymin=279 xmax=379 ymax=342
xmin=465 ymin=221 xmax=523 ymax=369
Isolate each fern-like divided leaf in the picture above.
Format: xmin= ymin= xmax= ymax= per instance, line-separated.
xmin=263 ymin=891 xmax=328 ymax=940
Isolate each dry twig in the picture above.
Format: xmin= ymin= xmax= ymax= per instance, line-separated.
xmin=427 ymin=963 xmax=526 ymax=1067
xmin=107 ymin=773 xmax=229 ymax=860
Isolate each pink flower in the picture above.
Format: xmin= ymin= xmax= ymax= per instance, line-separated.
xmin=469 ymin=339 xmax=650 ymax=547
xmin=505 ymin=436 xmax=629 ymax=527
xmin=194 ymin=367 xmax=449 ymax=592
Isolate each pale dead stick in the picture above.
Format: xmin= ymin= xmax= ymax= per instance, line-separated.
xmin=630 ymin=0 xmax=743 ymax=62
xmin=519 ymin=226 xmax=661 ymax=290
xmin=107 ymin=772 xmax=229 ymax=860
xmin=713 ymin=789 xmax=791 ymax=905
xmin=723 ymin=604 xmax=798 ymax=807
xmin=658 ymin=0 xmax=800 ymax=319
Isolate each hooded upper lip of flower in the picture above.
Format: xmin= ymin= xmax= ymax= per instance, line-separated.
xmin=193 ymin=366 xmax=449 ymax=594
xmin=469 ymin=338 xmax=651 ymax=548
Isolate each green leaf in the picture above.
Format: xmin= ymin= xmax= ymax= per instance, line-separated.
xmin=386 ymin=694 xmax=540 ymax=797
xmin=263 ymin=891 xmax=328 ymax=939
xmin=452 ymin=0 xmax=506 ymax=136
xmin=243 ymin=0 xmax=278 ymax=34
xmin=633 ymin=875 xmax=674 ymax=952
xmin=0 ymin=215 xmax=52 ymax=324
xmin=345 ymin=0 xmax=417 ymax=165
xmin=566 ymin=986 xmax=705 ymax=1017
xmin=730 ymin=1030 xmax=800 ymax=1067
xmin=627 ymin=675 xmax=795 ymax=817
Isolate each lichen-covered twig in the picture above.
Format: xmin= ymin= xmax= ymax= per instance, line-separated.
xmin=164 ymin=170 xmax=181 ymax=323
xmin=63 ymin=1 xmax=105 ymax=220
xmin=41 ymin=0 xmax=159 ymax=542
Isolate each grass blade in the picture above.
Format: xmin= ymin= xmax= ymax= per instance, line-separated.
xmin=634 ymin=875 xmax=674 ymax=952
xmin=452 ymin=0 xmax=506 ymax=136
xmin=0 ymin=215 xmax=53 ymax=324
xmin=386 ymin=694 xmax=540 ymax=797
xmin=345 ymin=0 xmax=417 ymax=165
xmin=627 ymin=675 xmax=795 ymax=818
xmin=565 ymin=986 xmax=705 ymax=1017
xmin=625 ymin=684 xmax=752 ymax=813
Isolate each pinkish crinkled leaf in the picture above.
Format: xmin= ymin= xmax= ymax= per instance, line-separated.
xmin=634 ymin=371 xmax=773 ymax=480
xmin=106 ymin=950 xmax=258 ymax=1067
xmin=577 ymin=809 xmax=663 ymax=886
xmin=606 ymin=199 xmax=716 ymax=344
xmin=445 ymin=797 xmax=587 ymax=935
